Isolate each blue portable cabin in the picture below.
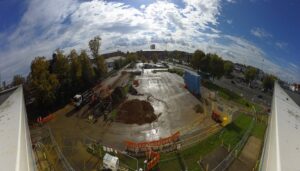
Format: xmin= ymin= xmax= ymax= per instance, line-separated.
xmin=183 ymin=70 xmax=201 ymax=96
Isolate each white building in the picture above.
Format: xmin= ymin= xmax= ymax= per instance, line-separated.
xmin=0 ymin=86 xmax=36 ymax=170
xmin=103 ymin=153 xmax=119 ymax=171
xmin=289 ymin=83 xmax=300 ymax=92
xmin=259 ymin=82 xmax=300 ymax=171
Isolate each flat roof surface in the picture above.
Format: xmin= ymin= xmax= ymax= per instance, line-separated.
xmin=0 ymin=87 xmax=17 ymax=105
xmin=260 ymin=82 xmax=300 ymax=171
xmin=105 ymin=56 xmax=125 ymax=63
xmin=0 ymin=86 xmax=36 ymax=171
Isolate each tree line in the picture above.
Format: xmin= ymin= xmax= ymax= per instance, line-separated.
xmin=190 ymin=50 xmax=234 ymax=79
xmin=6 ymin=44 xmax=277 ymax=115
xmin=189 ymin=49 xmax=276 ymax=90
xmin=9 ymin=36 xmax=133 ymax=115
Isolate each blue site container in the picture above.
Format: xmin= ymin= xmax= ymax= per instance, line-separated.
xmin=184 ymin=70 xmax=201 ymax=96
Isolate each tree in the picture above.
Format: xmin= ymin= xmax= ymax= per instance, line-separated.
xmin=126 ymin=53 xmax=138 ymax=63
xmin=244 ymin=66 xmax=258 ymax=83
xmin=152 ymin=53 xmax=158 ymax=64
xmin=224 ymin=61 xmax=234 ymax=76
xmin=69 ymin=49 xmax=83 ymax=91
xmin=29 ymin=57 xmax=59 ymax=108
xmin=51 ymin=49 xmax=71 ymax=104
xmin=89 ymin=36 xmax=101 ymax=59
xmin=140 ymin=55 xmax=146 ymax=63
xmin=52 ymin=50 xmax=71 ymax=82
xmin=114 ymin=59 xmax=126 ymax=70
xmin=89 ymin=36 xmax=107 ymax=78
xmin=191 ymin=50 xmax=205 ymax=70
xmin=263 ymin=75 xmax=276 ymax=91
xmin=209 ymin=54 xmax=224 ymax=79
xmin=95 ymin=56 xmax=107 ymax=78
xmin=200 ymin=53 xmax=211 ymax=73
xmin=79 ymin=50 xmax=95 ymax=87
xmin=11 ymin=75 xmax=26 ymax=86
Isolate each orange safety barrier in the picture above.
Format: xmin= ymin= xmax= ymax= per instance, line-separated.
xmin=37 ymin=114 xmax=54 ymax=124
xmin=125 ymin=131 xmax=180 ymax=149
xmin=146 ymin=151 xmax=160 ymax=171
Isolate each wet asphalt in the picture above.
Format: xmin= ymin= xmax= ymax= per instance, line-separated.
xmin=49 ymin=64 xmax=214 ymax=150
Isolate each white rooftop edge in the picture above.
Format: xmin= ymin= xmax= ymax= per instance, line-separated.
xmin=0 ymin=86 xmax=36 ymax=171
xmin=260 ymin=82 xmax=300 ymax=171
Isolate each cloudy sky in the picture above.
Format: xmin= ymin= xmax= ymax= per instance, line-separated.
xmin=0 ymin=0 xmax=299 ymax=82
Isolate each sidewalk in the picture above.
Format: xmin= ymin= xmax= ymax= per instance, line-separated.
xmin=228 ymin=136 xmax=262 ymax=171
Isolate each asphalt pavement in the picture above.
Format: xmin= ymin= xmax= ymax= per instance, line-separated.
xmin=167 ymin=62 xmax=272 ymax=107
xmin=283 ymin=88 xmax=300 ymax=106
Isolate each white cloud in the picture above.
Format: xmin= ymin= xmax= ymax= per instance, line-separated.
xmin=227 ymin=19 xmax=233 ymax=24
xmin=289 ymin=63 xmax=299 ymax=69
xmin=275 ymin=42 xmax=288 ymax=49
xmin=0 ymin=0 xmax=298 ymax=82
xmin=227 ymin=0 xmax=236 ymax=3
xmin=251 ymin=27 xmax=272 ymax=39
xmin=140 ymin=4 xmax=146 ymax=9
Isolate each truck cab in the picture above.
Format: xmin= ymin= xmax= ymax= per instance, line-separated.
xmin=73 ymin=94 xmax=82 ymax=107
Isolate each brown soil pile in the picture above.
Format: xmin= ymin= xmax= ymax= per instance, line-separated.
xmin=116 ymin=99 xmax=157 ymax=125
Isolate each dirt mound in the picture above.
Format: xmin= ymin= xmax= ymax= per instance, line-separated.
xmin=116 ymin=99 xmax=157 ymax=125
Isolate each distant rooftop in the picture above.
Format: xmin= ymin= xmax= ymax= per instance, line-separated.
xmin=105 ymin=56 xmax=125 ymax=63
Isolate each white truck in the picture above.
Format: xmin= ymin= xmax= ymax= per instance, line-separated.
xmin=73 ymin=94 xmax=83 ymax=107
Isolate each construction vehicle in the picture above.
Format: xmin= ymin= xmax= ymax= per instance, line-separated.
xmin=73 ymin=94 xmax=83 ymax=107
xmin=72 ymin=90 xmax=94 ymax=107
xmin=211 ymin=102 xmax=232 ymax=127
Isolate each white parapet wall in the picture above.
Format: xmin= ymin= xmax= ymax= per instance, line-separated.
xmin=260 ymin=82 xmax=300 ymax=171
xmin=0 ymin=86 xmax=36 ymax=171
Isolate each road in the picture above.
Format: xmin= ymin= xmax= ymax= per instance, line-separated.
xmin=213 ymin=77 xmax=272 ymax=107
xmin=283 ymin=88 xmax=300 ymax=106
xmin=167 ymin=62 xmax=272 ymax=108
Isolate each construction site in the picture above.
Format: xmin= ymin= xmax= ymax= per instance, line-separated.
xmin=30 ymin=62 xmax=268 ymax=171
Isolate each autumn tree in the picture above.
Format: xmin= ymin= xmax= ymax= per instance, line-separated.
xmin=29 ymin=57 xmax=59 ymax=108
xmin=79 ymin=50 xmax=95 ymax=87
xmin=95 ymin=56 xmax=107 ymax=78
xmin=11 ymin=75 xmax=26 ymax=86
xmin=89 ymin=36 xmax=107 ymax=78
xmin=69 ymin=49 xmax=82 ymax=91
xmin=126 ymin=53 xmax=138 ymax=63
xmin=51 ymin=49 xmax=71 ymax=104
xmin=89 ymin=36 xmax=101 ymax=59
